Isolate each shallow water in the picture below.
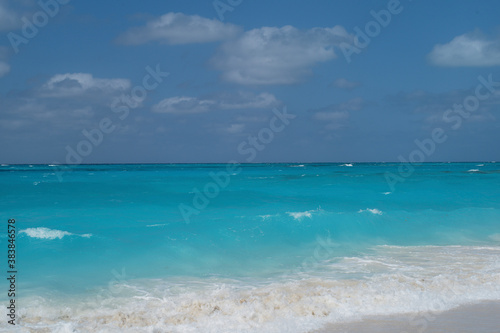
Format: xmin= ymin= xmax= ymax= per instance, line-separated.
xmin=1 ymin=163 xmax=499 ymax=332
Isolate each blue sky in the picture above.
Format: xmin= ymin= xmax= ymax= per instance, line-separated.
xmin=1 ymin=0 xmax=499 ymax=163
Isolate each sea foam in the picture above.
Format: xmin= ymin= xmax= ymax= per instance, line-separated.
xmin=13 ymin=245 xmax=500 ymax=333
xmin=20 ymin=227 xmax=91 ymax=240
xmin=358 ymin=208 xmax=383 ymax=215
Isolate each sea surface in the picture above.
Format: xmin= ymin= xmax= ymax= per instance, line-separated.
xmin=1 ymin=163 xmax=500 ymax=332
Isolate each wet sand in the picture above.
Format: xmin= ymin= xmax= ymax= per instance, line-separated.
xmin=314 ymin=301 xmax=500 ymax=333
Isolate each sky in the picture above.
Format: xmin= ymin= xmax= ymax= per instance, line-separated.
xmin=0 ymin=0 xmax=499 ymax=164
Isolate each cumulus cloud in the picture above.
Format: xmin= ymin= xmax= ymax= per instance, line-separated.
xmin=40 ymin=73 xmax=131 ymax=97
xmin=217 ymin=91 xmax=278 ymax=109
xmin=331 ymin=78 xmax=361 ymax=90
xmin=116 ymin=12 xmax=241 ymax=45
xmin=152 ymin=91 xmax=279 ymax=114
xmin=312 ymin=98 xmax=364 ymax=130
xmin=152 ymin=96 xmax=215 ymax=114
xmin=211 ymin=25 xmax=352 ymax=85
xmin=0 ymin=72 xmax=135 ymax=136
xmin=428 ymin=30 xmax=500 ymax=67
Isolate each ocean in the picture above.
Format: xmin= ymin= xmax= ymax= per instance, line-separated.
xmin=1 ymin=162 xmax=500 ymax=332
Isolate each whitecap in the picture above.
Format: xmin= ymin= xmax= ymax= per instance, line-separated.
xmin=382 ymin=192 xmax=391 ymax=195
xmin=340 ymin=163 xmax=353 ymax=167
xmin=468 ymin=169 xmax=480 ymax=172
xmin=146 ymin=224 xmax=167 ymax=228
xmin=287 ymin=210 xmax=314 ymax=220
xmin=358 ymin=208 xmax=383 ymax=215
xmin=20 ymin=227 xmax=91 ymax=240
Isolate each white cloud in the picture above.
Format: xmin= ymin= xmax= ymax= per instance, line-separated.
xmin=41 ymin=73 xmax=131 ymax=97
xmin=217 ymin=92 xmax=278 ymax=109
xmin=0 ymin=71 xmax=136 ymax=136
xmin=211 ymin=25 xmax=352 ymax=85
xmin=116 ymin=12 xmax=241 ymax=45
xmin=152 ymin=96 xmax=215 ymax=114
xmin=0 ymin=61 xmax=10 ymax=77
xmin=312 ymin=98 xmax=364 ymax=130
xmin=225 ymin=123 xmax=245 ymax=134
xmin=0 ymin=1 xmax=21 ymax=31
xmin=331 ymin=78 xmax=361 ymax=90
xmin=152 ymin=92 xmax=279 ymax=114
xmin=235 ymin=115 xmax=268 ymax=123
xmin=428 ymin=30 xmax=500 ymax=67
xmin=335 ymin=97 xmax=364 ymax=111
xmin=387 ymin=89 xmax=500 ymax=130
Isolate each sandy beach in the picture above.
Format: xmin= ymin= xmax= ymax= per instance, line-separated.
xmin=315 ymin=301 xmax=500 ymax=333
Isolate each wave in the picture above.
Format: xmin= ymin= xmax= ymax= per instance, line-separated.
xmin=358 ymin=208 xmax=383 ymax=215
xmin=19 ymin=227 xmax=92 ymax=240
xmin=259 ymin=214 xmax=276 ymax=220
xmin=340 ymin=163 xmax=353 ymax=167
xmin=489 ymin=233 xmax=500 ymax=242
xmin=287 ymin=209 xmax=321 ymax=220
xmin=13 ymin=245 xmax=500 ymax=332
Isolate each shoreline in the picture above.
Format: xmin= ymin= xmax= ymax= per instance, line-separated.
xmin=314 ymin=301 xmax=500 ymax=333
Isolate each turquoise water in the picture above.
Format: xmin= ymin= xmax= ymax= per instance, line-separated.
xmin=1 ymin=163 xmax=500 ymax=332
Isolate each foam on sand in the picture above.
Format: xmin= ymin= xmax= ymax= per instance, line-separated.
xmin=13 ymin=245 xmax=500 ymax=333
